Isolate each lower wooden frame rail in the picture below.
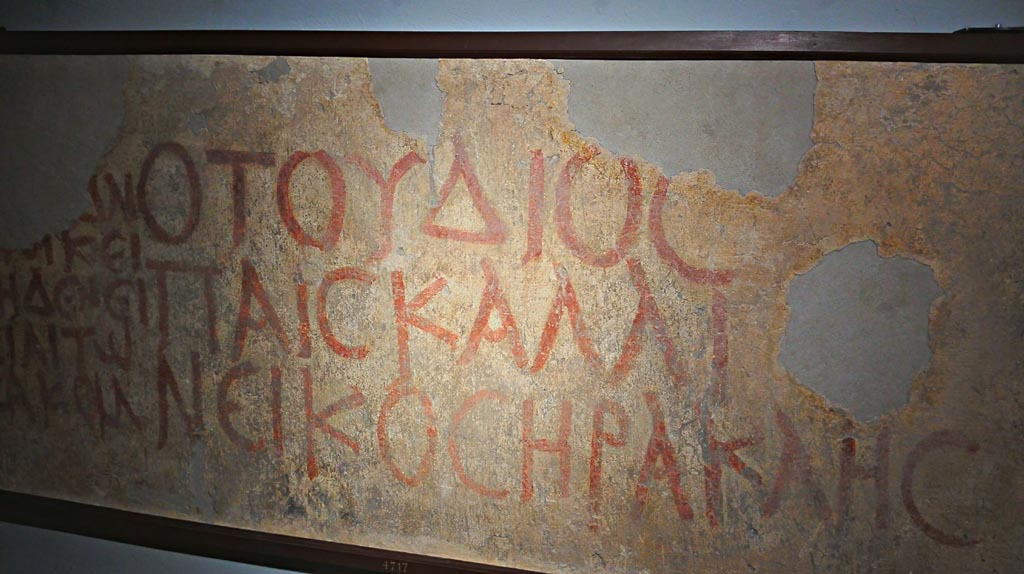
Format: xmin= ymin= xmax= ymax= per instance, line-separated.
xmin=0 ymin=490 xmax=545 ymax=574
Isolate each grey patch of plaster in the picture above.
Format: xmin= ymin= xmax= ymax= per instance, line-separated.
xmin=255 ymin=57 xmax=291 ymax=83
xmin=0 ymin=56 xmax=129 ymax=248
xmin=779 ymin=241 xmax=943 ymax=421
xmin=367 ymin=58 xmax=442 ymax=146
xmin=186 ymin=112 xmax=208 ymax=135
xmin=551 ymin=60 xmax=815 ymax=196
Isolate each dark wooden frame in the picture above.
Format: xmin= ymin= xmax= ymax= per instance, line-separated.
xmin=0 ymin=28 xmax=1021 ymax=574
xmin=0 ymin=30 xmax=1022 ymax=62
xmin=0 ymin=490 xmax=544 ymax=574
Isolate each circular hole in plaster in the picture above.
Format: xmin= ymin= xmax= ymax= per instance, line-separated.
xmin=779 ymin=241 xmax=943 ymax=422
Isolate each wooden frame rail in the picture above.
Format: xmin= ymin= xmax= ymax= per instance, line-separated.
xmin=0 ymin=490 xmax=544 ymax=574
xmin=0 ymin=30 xmax=1022 ymax=62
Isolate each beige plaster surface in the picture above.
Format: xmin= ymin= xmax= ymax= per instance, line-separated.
xmin=0 ymin=57 xmax=1021 ymax=573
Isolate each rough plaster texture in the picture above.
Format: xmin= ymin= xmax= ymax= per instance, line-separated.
xmin=0 ymin=56 xmax=128 ymax=248
xmin=554 ymin=60 xmax=817 ymax=196
xmin=779 ymin=240 xmax=943 ymax=421
xmin=0 ymin=56 xmax=1021 ymax=574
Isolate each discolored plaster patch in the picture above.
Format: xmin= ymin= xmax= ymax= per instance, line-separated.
xmin=186 ymin=112 xmax=209 ymax=135
xmin=552 ymin=60 xmax=816 ymax=196
xmin=254 ymin=57 xmax=291 ymax=83
xmin=779 ymin=240 xmax=942 ymax=421
xmin=368 ymin=58 xmax=443 ymax=146
xmin=0 ymin=56 xmax=129 ymax=248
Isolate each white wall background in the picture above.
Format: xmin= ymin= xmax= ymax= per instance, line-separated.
xmin=1 ymin=0 xmax=1022 ymax=32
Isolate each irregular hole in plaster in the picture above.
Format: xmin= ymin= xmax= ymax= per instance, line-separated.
xmin=0 ymin=56 xmax=129 ymax=248
xmin=367 ymin=58 xmax=443 ymax=147
xmin=551 ymin=60 xmax=816 ymax=197
xmin=779 ymin=240 xmax=943 ymax=422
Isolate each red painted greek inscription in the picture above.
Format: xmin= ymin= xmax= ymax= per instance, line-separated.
xmin=588 ymin=399 xmax=629 ymax=531
xmin=521 ymin=149 xmax=546 ymax=265
xmin=459 ymin=258 xmax=527 ymax=369
xmin=103 ymin=279 xmax=147 ymax=328
xmin=295 ymin=272 xmax=312 ymax=359
xmin=838 ymin=427 xmax=890 ymax=530
xmin=16 ymin=323 xmax=42 ymax=371
xmin=521 ymin=398 xmax=572 ymax=502
xmin=649 ymin=175 xmax=733 ymax=286
xmin=377 ymin=380 xmax=438 ymax=487
xmin=20 ymin=323 xmax=52 ymax=370
xmin=635 ymin=392 xmax=694 ymax=521
xmin=156 ymin=351 xmax=204 ymax=449
xmin=130 ymin=234 xmax=143 ymax=272
xmin=612 ymin=259 xmax=688 ymax=386
xmin=422 ymin=136 xmax=507 ymax=244
xmin=763 ymin=410 xmax=832 ymax=520
xmin=276 ymin=150 xmax=347 ymax=251
xmin=138 ymin=142 xmax=203 ymax=245
xmin=23 ymin=236 xmax=56 ymax=267
xmin=449 ymin=389 xmax=510 ymax=498
xmin=147 ymin=259 xmax=220 ymax=354
xmin=701 ymin=410 xmax=763 ymax=530
xmin=106 ymin=172 xmax=137 ymax=222
xmin=232 ymin=259 xmax=291 ymax=360
xmin=60 ymin=326 xmax=94 ymax=376
xmin=83 ymin=175 xmax=103 ymax=223
xmin=37 ymin=369 xmax=65 ymax=429
xmin=556 ymin=147 xmax=643 ymax=268
xmin=712 ymin=289 xmax=728 ymax=370
xmin=271 ymin=366 xmax=284 ymax=457
xmin=711 ymin=288 xmax=729 ymax=398
xmin=59 ymin=229 xmax=95 ymax=273
xmin=390 ymin=271 xmax=458 ymax=377
xmin=53 ymin=274 xmax=98 ymax=320
xmin=531 ymin=262 xmax=601 ymax=373
xmin=96 ymin=374 xmax=142 ymax=439
xmin=84 ymin=172 xmax=137 ymax=223
xmin=0 ymin=324 xmax=10 ymax=367
xmin=304 ymin=366 xmax=365 ymax=480
xmin=344 ymin=151 xmax=426 ymax=260
xmin=317 ymin=267 xmax=375 ymax=359
xmin=0 ymin=272 xmax=18 ymax=319
xmin=206 ymin=149 xmax=276 ymax=248
xmin=901 ymin=430 xmax=981 ymax=546
xmin=100 ymin=230 xmax=129 ymax=272
xmin=72 ymin=372 xmax=99 ymax=427
xmin=23 ymin=269 xmax=54 ymax=317
xmin=217 ymin=362 xmax=267 ymax=453
xmin=0 ymin=371 xmax=35 ymax=424
xmin=94 ymin=315 xmax=132 ymax=372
